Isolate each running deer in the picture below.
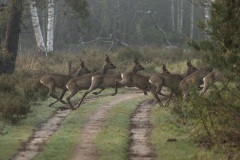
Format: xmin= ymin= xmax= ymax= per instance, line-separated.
xmin=179 ymin=67 xmax=213 ymax=99
xmin=77 ymin=58 xmax=145 ymax=107
xmin=149 ymin=60 xmax=197 ymax=106
xmin=199 ymin=69 xmax=224 ymax=95
xmin=40 ymin=60 xmax=91 ymax=107
xmin=111 ymin=66 xmax=165 ymax=107
xmin=150 ymin=60 xmax=197 ymax=96
xmin=66 ymin=55 xmax=116 ymax=109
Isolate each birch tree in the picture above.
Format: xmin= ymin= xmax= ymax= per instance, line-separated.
xmin=47 ymin=0 xmax=54 ymax=52
xmin=29 ymin=0 xmax=47 ymax=56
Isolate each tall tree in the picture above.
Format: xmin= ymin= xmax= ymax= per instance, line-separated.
xmin=0 ymin=0 xmax=23 ymax=74
xmin=47 ymin=0 xmax=54 ymax=52
xmin=29 ymin=0 xmax=47 ymax=56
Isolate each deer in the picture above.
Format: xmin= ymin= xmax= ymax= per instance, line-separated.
xmin=76 ymin=58 xmax=145 ymax=107
xmin=149 ymin=60 xmax=197 ymax=106
xmin=179 ymin=67 xmax=213 ymax=99
xmin=66 ymin=55 xmax=116 ymax=110
xmin=111 ymin=65 xmax=165 ymax=107
xmin=199 ymin=69 xmax=224 ymax=95
xmin=40 ymin=60 xmax=91 ymax=108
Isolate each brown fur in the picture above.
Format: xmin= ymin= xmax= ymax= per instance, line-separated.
xmin=179 ymin=67 xmax=213 ymax=99
xmin=66 ymin=55 xmax=116 ymax=109
xmin=199 ymin=69 xmax=224 ymax=95
xmin=77 ymin=58 xmax=145 ymax=107
xmin=40 ymin=61 xmax=91 ymax=107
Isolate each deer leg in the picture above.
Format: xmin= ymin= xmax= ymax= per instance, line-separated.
xmin=150 ymin=87 xmax=165 ymax=107
xmin=164 ymin=90 xmax=174 ymax=107
xmin=92 ymin=87 xmax=105 ymax=95
xmin=112 ymin=79 xmax=121 ymax=96
xmin=155 ymin=83 xmax=169 ymax=97
xmin=143 ymin=90 xmax=147 ymax=95
xmin=77 ymin=92 xmax=88 ymax=108
xmin=49 ymin=89 xmax=67 ymax=107
xmin=199 ymin=77 xmax=213 ymax=95
xmin=112 ymin=77 xmax=131 ymax=96
xmin=48 ymin=83 xmax=66 ymax=107
xmin=66 ymin=90 xmax=78 ymax=110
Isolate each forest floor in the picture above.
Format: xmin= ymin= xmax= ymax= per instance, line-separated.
xmin=12 ymin=90 xmax=156 ymax=160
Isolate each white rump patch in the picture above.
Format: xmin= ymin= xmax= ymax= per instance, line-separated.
xmin=40 ymin=80 xmax=43 ymax=84
xmin=92 ymin=76 xmax=95 ymax=81
xmin=149 ymin=79 xmax=152 ymax=84
xmin=66 ymin=85 xmax=69 ymax=90
xmin=121 ymin=73 xmax=124 ymax=79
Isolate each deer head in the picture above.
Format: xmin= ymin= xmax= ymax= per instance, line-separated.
xmin=132 ymin=58 xmax=145 ymax=73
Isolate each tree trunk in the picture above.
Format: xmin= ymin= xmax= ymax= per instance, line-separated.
xmin=29 ymin=0 xmax=47 ymax=56
xmin=47 ymin=0 xmax=54 ymax=52
xmin=0 ymin=0 xmax=23 ymax=74
xmin=190 ymin=1 xmax=194 ymax=39
xmin=179 ymin=0 xmax=183 ymax=33
xmin=204 ymin=0 xmax=211 ymax=39
xmin=171 ymin=0 xmax=175 ymax=31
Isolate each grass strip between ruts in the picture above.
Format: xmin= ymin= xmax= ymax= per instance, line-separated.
xmin=94 ymin=95 xmax=148 ymax=160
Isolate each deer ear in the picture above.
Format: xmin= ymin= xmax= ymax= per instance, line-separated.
xmin=80 ymin=60 xmax=85 ymax=67
xmin=134 ymin=58 xmax=139 ymax=64
xmin=106 ymin=55 xmax=110 ymax=63
xmin=187 ymin=58 xmax=192 ymax=66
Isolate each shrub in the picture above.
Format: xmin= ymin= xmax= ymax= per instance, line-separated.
xmin=171 ymin=86 xmax=240 ymax=149
xmin=0 ymin=93 xmax=30 ymax=123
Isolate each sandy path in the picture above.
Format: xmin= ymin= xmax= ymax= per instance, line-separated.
xmin=128 ymin=100 xmax=155 ymax=160
xmin=11 ymin=92 xmax=118 ymax=160
xmin=12 ymin=109 xmax=72 ymax=160
xmin=71 ymin=92 xmax=142 ymax=160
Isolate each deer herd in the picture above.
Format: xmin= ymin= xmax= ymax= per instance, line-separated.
xmin=40 ymin=55 xmax=224 ymax=110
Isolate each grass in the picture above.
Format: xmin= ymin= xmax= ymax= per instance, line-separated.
xmin=0 ymin=87 xmax=107 ymax=160
xmin=94 ymin=95 xmax=148 ymax=160
xmin=150 ymin=103 xmax=232 ymax=160
xmin=0 ymin=100 xmax=56 ymax=160
xmin=34 ymin=89 xmax=129 ymax=160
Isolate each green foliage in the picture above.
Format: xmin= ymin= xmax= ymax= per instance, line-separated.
xmin=170 ymin=85 xmax=240 ymax=152
xmin=191 ymin=1 xmax=240 ymax=77
xmin=0 ymin=71 xmax=48 ymax=122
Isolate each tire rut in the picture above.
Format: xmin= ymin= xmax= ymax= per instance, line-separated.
xmin=128 ymin=99 xmax=156 ymax=160
xmin=12 ymin=92 xmax=123 ymax=160
xmin=70 ymin=92 xmax=143 ymax=160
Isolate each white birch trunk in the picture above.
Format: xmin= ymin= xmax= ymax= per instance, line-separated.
xmin=190 ymin=1 xmax=194 ymax=39
xmin=171 ymin=0 xmax=175 ymax=31
xmin=47 ymin=0 xmax=54 ymax=52
xmin=29 ymin=0 xmax=47 ymax=55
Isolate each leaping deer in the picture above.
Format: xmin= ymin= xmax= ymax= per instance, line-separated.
xmin=111 ymin=63 xmax=165 ymax=107
xmin=77 ymin=58 xmax=145 ymax=107
xmin=40 ymin=60 xmax=91 ymax=108
xmin=66 ymin=55 xmax=116 ymax=110
xmin=179 ymin=67 xmax=213 ymax=99
xmin=149 ymin=59 xmax=197 ymax=107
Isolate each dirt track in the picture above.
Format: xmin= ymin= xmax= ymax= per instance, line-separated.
xmin=12 ymin=91 xmax=156 ymax=160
